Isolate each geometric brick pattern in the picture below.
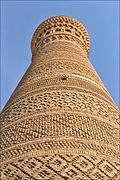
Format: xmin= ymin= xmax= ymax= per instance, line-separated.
xmin=1 ymin=113 xmax=119 ymax=150
xmin=1 ymin=91 xmax=119 ymax=126
xmin=1 ymin=153 xmax=120 ymax=179
xmin=0 ymin=16 xmax=119 ymax=179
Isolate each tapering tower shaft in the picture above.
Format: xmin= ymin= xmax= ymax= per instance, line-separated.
xmin=1 ymin=16 xmax=119 ymax=180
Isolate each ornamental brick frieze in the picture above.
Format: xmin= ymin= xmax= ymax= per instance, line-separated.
xmin=35 ymin=34 xmax=88 ymax=54
xmin=1 ymin=113 xmax=119 ymax=152
xmin=16 ymin=61 xmax=102 ymax=86
xmin=2 ymin=76 xmax=117 ymax=115
xmin=31 ymin=16 xmax=90 ymax=55
xmin=33 ymin=41 xmax=90 ymax=64
xmin=1 ymin=153 xmax=119 ymax=179
xmin=1 ymin=16 xmax=119 ymax=179
xmin=1 ymin=137 xmax=119 ymax=164
xmin=1 ymin=91 xmax=119 ymax=128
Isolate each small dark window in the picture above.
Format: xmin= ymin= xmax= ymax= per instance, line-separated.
xmin=18 ymin=159 xmax=23 ymax=162
xmin=61 ymin=77 xmax=67 ymax=80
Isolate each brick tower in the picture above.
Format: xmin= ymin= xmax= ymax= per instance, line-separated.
xmin=1 ymin=16 xmax=119 ymax=179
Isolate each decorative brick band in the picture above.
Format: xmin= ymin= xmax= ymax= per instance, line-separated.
xmin=31 ymin=16 xmax=90 ymax=55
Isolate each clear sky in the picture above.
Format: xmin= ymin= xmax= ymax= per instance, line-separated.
xmin=1 ymin=1 xmax=119 ymax=111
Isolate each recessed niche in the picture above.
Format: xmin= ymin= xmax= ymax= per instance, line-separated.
xmin=56 ymin=29 xmax=61 ymax=32
xmin=46 ymin=31 xmax=50 ymax=35
xmin=65 ymin=29 xmax=71 ymax=33
xmin=75 ymin=33 xmax=80 ymax=37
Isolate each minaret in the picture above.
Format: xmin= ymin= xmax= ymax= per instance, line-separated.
xmin=1 ymin=16 xmax=119 ymax=179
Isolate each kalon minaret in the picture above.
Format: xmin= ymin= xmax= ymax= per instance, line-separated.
xmin=1 ymin=16 xmax=119 ymax=179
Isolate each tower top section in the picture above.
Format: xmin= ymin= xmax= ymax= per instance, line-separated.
xmin=31 ymin=16 xmax=90 ymax=55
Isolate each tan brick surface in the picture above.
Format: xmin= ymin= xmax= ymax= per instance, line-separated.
xmin=1 ymin=16 xmax=119 ymax=180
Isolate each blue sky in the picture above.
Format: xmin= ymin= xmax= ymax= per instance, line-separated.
xmin=1 ymin=1 xmax=119 ymax=110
